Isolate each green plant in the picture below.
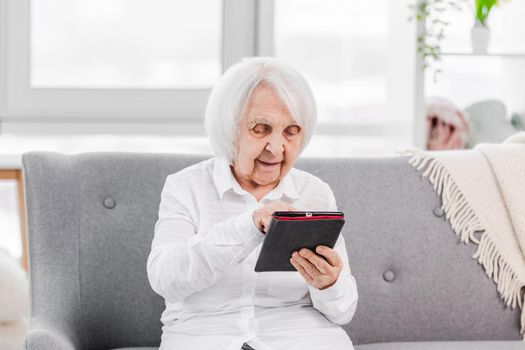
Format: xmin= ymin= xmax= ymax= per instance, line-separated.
xmin=475 ymin=0 xmax=507 ymax=25
xmin=408 ymin=0 xmax=466 ymax=81
xmin=409 ymin=0 xmax=510 ymax=80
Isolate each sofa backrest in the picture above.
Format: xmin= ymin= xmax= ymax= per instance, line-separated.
xmin=22 ymin=152 xmax=521 ymax=349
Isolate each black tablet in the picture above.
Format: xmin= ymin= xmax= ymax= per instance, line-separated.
xmin=254 ymin=211 xmax=345 ymax=272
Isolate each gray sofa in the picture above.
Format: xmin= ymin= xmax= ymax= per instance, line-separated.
xmin=22 ymin=152 xmax=524 ymax=350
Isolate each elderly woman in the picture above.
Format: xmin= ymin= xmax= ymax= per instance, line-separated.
xmin=147 ymin=57 xmax=358 ymax=350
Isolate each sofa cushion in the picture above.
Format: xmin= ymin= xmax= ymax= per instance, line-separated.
xmin=356 ymin=341 xmax=525 ymax=350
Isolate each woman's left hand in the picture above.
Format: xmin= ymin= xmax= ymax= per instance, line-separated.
xmin=290 ymin=245 xmax=342 ymax=290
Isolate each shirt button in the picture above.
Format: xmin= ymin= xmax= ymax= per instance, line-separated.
xmin=383 ymin=270 xmax=395 ymax=282
xmin=103 ymin=197 xmax=116 ymax=209
xmin=433 ymin=206 xmax=444 ymax=217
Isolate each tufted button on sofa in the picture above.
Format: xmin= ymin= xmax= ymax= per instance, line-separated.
xmin=103 ymin=197 xmax=116 ymax=209
xmin=383 ymin=270 xmax=395 ymax=283
xmin=432 ymin=206 xmax=445 ymax=218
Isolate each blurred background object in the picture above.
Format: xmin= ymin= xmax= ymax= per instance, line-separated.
xmin=464 ymin=99 xmax=519 ymax=147
xmin=421 ymin=0 xmax=525 ymax=151
xmin=0 ymin=248 xmax=29 ymax=350
xmin=0 ymin=181 xmax=23 ymax=263
xmin=510 ymin=112 xmax=525 ymax=131
xmin=425 ymin=97 xmax=522 ymax=150
xmin=425 ymin=97 xmax=469 ymax=150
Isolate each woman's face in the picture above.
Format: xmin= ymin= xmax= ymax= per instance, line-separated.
xmin=232 ymin=84 xmax=304 ymax=192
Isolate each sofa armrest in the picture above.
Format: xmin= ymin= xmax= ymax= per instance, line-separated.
xmin=24 ymin=320 xmax=77 ymax=350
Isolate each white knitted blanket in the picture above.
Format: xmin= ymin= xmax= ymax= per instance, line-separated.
xmin=406 ymin=132 xmax=525 ymax=339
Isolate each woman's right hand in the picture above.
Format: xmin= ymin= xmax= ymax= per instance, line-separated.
xmin=252 ymin=200 xmax=295 ymax=233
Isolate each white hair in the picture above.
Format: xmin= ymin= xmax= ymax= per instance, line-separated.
xmin=204 ymin=57 xmax=317 ymax=164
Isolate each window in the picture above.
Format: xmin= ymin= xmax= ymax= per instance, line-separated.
xmin=31 ymin=0 xmax=222 ymax=89
xmin=274 ymin=0 xmax=389 ymax=125
xmin=0 ymin=0 xmax=255 ymax=130
xmin=1 ymin=0 xmax=422 ymax=153
xmin=267 ymin=0 xmax=421 ymax=152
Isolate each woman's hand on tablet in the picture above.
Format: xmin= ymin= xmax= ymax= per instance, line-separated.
xmin=290 ymin=245 xmax=342 ymax=290
xmin=252 ymin=201 xmax=295 ymax=233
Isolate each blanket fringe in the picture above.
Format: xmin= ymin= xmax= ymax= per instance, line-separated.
xmin=407 ymin=150 xmax=525 ymax=339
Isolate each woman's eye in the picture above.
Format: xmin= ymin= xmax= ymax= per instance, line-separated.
xmin=284 ymin=125 xmax=301 ymax=136
xmin=252 ymin=124 xmax=270 ymax=135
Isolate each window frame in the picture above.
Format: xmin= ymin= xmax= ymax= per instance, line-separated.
xmin=0 ymin=0 xmax=257 ymax=133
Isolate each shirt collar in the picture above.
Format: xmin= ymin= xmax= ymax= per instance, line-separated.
xmin=212 ymin=157 xmax=299 ymax=201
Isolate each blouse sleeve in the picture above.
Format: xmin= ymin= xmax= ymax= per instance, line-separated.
xmin=146 ymin=174 xmax=264 ymax=304
xmin=307 ymin=183 xmax=358 ymax=325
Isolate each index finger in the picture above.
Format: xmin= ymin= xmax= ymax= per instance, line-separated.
xmin=315 ymin=245 xmax=342 ymax=267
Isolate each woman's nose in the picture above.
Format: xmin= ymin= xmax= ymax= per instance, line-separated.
xmin=265 ymin=133 xmax=285 ymax=155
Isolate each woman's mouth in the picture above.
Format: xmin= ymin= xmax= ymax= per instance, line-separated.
xmin=256 ymin=159 xmax=282 ymax=168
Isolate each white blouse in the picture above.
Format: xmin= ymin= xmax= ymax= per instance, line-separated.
xmin=147 ymin=158 xmax=358 ymax=350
